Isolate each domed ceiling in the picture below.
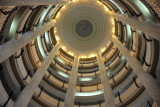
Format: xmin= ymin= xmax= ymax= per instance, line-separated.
xmin=55 ymin=0 xmax=113 ymax=56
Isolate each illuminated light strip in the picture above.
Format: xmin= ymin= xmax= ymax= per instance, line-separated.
xmin=56 ymin=56 xmax=66 ymax=64
xmin=109 ymin=0 xmax=132 ymax=49
xmin=75 ymin=90 xmax=104 ymax=96
xmin=57 ymin=70 xmax=69 ymax=78
xmin=79 ymin=77 xmax=93 ymax=81
xmin=37 ymin=6 xmax=54 ymax=59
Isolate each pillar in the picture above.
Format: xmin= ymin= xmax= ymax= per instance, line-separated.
xmin=112 ymin=35 xmax=160 ymax=106
xmin=97 ymin=52 xmax=116 ymax=107
xmin=108 ymin=11 xmax=160 ymax=41
xmin=0 ymin=20 xmax=56 ymax=63
xmin=64 ymin=55 xmax=79 ymax=107
xmin=13 ymin=42 xmax=61 ymax=107
xmin=0 ymin=0 xmax=67 ymax=6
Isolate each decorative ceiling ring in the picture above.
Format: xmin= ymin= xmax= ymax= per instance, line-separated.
xmin=55 ymin=1 xmax=113 ymax=56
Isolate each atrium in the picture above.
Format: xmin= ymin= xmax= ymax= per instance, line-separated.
xmin=0 ymin=0 xmax=160 ymax=107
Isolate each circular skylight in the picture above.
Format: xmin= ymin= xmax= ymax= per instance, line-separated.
xmin=75 ymin=20 xmax=93 ymax=37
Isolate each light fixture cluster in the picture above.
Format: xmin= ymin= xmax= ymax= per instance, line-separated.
xmin=99 ymin=18 xmax=114 ymax=54
xmin=101 ymin=47 xmax=106 ymax=53
xmin=53 ymin=0 xmax=114 ymax=58
xmin=61 ymin=6 xmax=66 ymax=11
xmin=55 ymin=36 xmax=59 ymax=41
xmin=54 ymin=27 xmax=60 ymax=42
xmin=97 ymin=1 xmax=102 ymax=5
xmin=55 ymin=5 xmax=67 ymax=20
xmin=61 ymin=46 xmax=74 ymax=56
xmin=81 ymin=53 xmax=96 ymax=58
xmin=99 ymin=40 xmax=112 ymax=54
xmin=61 ymin=46 xmax=97 ymax=58
xmin=104 ymin=6 xmax=109 ymax=11
xmin=72 ymin=0 xmax=79 ymax=2
xmin=112 ymin=18 xmax=115 ymax=34
xmin=96 ymin=0 xmax=109 ymax=12
xmin=54 ymin=5 xmax=69 ymax=43
xmin=60 ymin=41 xmax=111 ymax=58
xmin=80 ymin=54 xmax=95 ymax=59
xmin=56 ymin=12 xmax=61 ymax=19
xmin=96 ymin=0 xmax=113 ymax=54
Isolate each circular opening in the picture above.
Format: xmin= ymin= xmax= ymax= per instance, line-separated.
xmin=75 ymin=20 xmax=93 ymax=37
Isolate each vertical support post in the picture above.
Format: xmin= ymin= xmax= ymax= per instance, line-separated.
xmin=0 ymin=20 xmax=56 ymax=63
xmin=64 ymin=55 xmax=79 ymax=107
xmin=108 ymin=11 xmax=160 ymax=41
xmin=112 ymin=35 xmax=160 ymax=106
xmin=13 ymin=43 xmax=61 ymax=107
xmin=97 ymin=53 xmax=116 ymax=107
xmin=0 ymin=0 xmax=67 ymax=6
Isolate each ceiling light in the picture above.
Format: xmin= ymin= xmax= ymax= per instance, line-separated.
xmin=101 ymin=48 xmax=106 ymax=53
xmin=81 ymin=56 xmax=86 ymax=58
xmin=90 ymin=54 xmax=95 ymax=58
xmin=51 ymin=19 xmax=56 ymax=23
xmin=105 ymin=8 xmax=109 ymax=11
xmin=112 ymin=28 xmax=115 ymax=33
xmin=112 ymin=19 xmax=114 ymax=22
xmin=56 ymin=13 xmax=60 ymax=19
xmin=62 ymin=6 xmax=66 ymax=9
xmin=67 ymin=51 xmax=74 ymax=56
xmin=104 ymin=6 xmax=109 ymax=11
xmin=62 ymin=46 xmax=66 ymax=50
xmin=55 ymin=36 xmax=59 ymax=41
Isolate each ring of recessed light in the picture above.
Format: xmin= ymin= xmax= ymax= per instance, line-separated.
xmin=54 ymin=0 xmax=115 ymax=58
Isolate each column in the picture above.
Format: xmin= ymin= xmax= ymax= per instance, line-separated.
xmin=64 ymin=55 xmax=79 ymax=107
xmin=13 ymin=42 xmax=61 ymax=107
xmin=0 ymin=20 xmax=56 ymax=63
xmin=0 ymin=0 xmax=67 ymax=6
xmin=108 ymin=11 xmax=160 ymax=41
xmin=112 ymin=35 xmax=160 ymax=106
xmin=97 ymin=52 xmax=116 ymax=107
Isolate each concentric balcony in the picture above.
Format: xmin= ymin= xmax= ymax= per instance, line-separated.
xmin=0 ymin=0 xmax=160 ymax=107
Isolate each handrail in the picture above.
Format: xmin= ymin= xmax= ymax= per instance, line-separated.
xmin=2 ymin=91 xmax=13 ymax=107
xmin=62 ymin=80 xmax=65 ymax=88
xmin=143 ymin=34 xmax=152 ymax=42
xmin=23 ymin=70 xmax=31 ymax=80
xmin=115 ymin=78 xmax=135 ymax=98
xmin=142 ymin=57 xmax=151 ymax=66
xmin=118 ymin=91 xmax=123 ymax=103
xmin=142 ymin=34 xmax=152 ymax=66
xmin=57 ymin=97 xmax=61 ymax=107
xmin=109 ymin=60 xmax=127 ymax=79
xmin=37 ymin=86 xmax=43 ymax=97
xmin=30 ymin=40 xmax=36 ymax=46
xmin=0 ymin=63 xmax=3 ymax=71
xmin=133 ymin=76 xmax=140 ymax=88
xmin=112 ymin=75 xmax=116 ymax=83
xmin=14 ymin=49 xmax=24 ymax=58
xmin=47 ymin=70 xmax=51 ymax=79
